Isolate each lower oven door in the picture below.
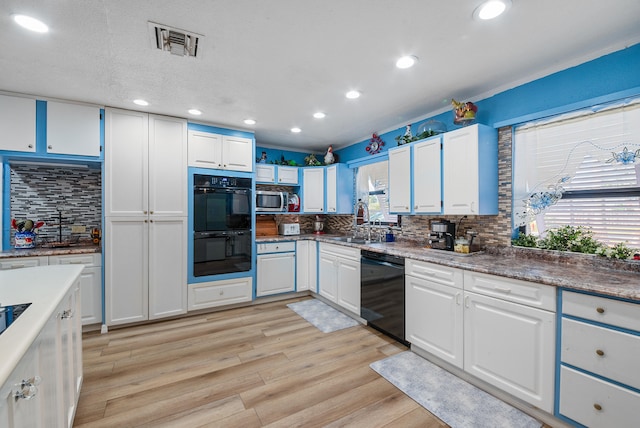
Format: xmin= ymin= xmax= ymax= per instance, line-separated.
xmin=194 ymin=231 xmax=251 ymax=277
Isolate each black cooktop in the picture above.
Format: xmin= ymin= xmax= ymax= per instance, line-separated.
xmin=0 ymin=303 xmax=31 ymax=335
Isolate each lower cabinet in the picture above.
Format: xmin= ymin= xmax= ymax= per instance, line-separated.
xmin=406 ymin=259 xmax=556 ymax=413
xmin=0 ymin=278 xmax=82 ymax=428
xmin=0 ymin=257 xmax=48 ymax=270
xmin=256 ymin=242 xmax=296 ymax=297
xmin=318 ymin=242 xmax=360 ymax=314
xmin=296 ymin=240 xmax=317 ymax=292
xmin=557 ymin=290 xmax=640 ymax=427
xmin=187 ymin=277 xmax=252 ymax=311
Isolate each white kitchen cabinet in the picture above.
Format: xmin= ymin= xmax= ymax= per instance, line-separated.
xmin=442 ymin=124 xmax=498 ymax=215
xmin=412 ymin=137 xmax=442 ymax=213
xmin=325 ymin=164 xmax=354 ymax=214
xmin=187 ymin=130 xmax=253 ymax=172
xmin=296 ymin=240 xmax=317 ymax=292
xmin=557 ymin=290 xmax=640 ymax=427
xmin=187 ymin=277 xmax=252 ymax=311
xmin=49 ymin=253 xmax=102 ymax=326
xmin=318 ymin=242 xmax=360 ymax=314
xmin=302 ymin=167 xmax=325 ymax=213
xmin=463 ymin=271 xmax=555 ymax=413
xmin=0 ymin=256 xmax=48 ymax=270
xmin=277 ymin=166 xmax=299 ymax=185
xmin=255 ymin=164 xmax=276 ymax=183
xmin=257 ymin=242 xmax=296 ymax=297
xmin=388 ymin=145 xmax=411 ymax=213
xmin=105 ymin=108 xmax=187 ymax=327
xmin=405 ymin=259 xmax=464 ymax=368
xmin=46 ymin=101 xmax=101 ymax=157
xmin=0 ymin=94 xmax=36 ymax=153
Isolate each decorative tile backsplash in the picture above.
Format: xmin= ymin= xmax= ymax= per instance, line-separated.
xmin=9 ymin=164 xmax=102 ymax=244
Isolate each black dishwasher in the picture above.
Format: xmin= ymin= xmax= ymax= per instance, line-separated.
xmin=360 ymin=250 xmax=407 ymax=345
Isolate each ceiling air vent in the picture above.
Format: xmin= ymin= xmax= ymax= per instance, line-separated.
xmin=148 ymin=21 xmax=202 ymax=58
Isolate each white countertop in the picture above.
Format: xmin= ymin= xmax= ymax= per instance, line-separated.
xmin=0 ymin=265 xmax=84 ymax=386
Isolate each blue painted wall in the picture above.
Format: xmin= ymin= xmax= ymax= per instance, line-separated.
xmin=254 ymin=146 xmax=309 ymax=166
xmin=336 ymin=43 xmax=640 ymax=163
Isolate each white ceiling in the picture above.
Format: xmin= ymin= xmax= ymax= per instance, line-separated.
xmin=2 ymin=1 xmax=640 ymax=152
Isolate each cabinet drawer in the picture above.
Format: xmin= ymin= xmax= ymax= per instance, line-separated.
xmin=319 ymin=242 xmax=360 ymax=261
xmin=561 ymin=317 xmax=640 ymax=389
xmin=405 ymin=259 xmax=463 ymax=289
xmin=563 ymin=291 xmax=640 ymax=332
xmin=463 ymin=271 xmax=555 ymax=311
xmin=188 ymin=277 xmax=252 ymax=311
xmin=0 ymin=257 xmax=48 ymax=270
xmin=257 ymin=241 xmax=296 ymax=254
xmin=559 ymin=365 xmax=640 ymax=428
xmin=49 ymin=253 xmax=101 ymax=267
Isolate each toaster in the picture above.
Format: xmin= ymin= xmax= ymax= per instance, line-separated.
xmin=278 ymin=223 xmax=300 ymax=235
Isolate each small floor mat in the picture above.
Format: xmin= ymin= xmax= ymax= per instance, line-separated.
xmin=370 ymin=351 xmax=541 ymax=428
xmin=287 ymin=299 xmax=359 ymax=333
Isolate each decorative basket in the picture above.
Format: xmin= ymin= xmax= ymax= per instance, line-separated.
xmin=14 ymin=231 xmax=37 ymax=249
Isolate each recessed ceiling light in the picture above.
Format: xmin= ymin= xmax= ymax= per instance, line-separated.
xmin=396 ymin=55 xmax=418 ymax=69
xmin=291 ymin=127 xmax=301 ymax=133
xmin=244 ymin=119 xmax=256 ymax=125
xmin=13 ymin=14 xmax=49 ymax=33
xmin=133 ymin=99 xmax=149 ymax=106
xmin=188 ymin=109 xmax=202 ymax=115
xmin=313 ymin=112 xmax=326 ymax=119
xmin=346 ymin=90 xmax=361 ymax=99
xmin=473 ymin=0 xmax=511 ymax=20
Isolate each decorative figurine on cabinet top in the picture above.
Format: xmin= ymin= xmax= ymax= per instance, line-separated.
xmin=366 ymin=133 xmax=384 ymax=154
xmin=324 ymin=145 xmax=336 ymax=165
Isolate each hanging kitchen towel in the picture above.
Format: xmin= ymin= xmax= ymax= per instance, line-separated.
xmin=370 ymin=351 xmax=542 ymax=428
xmin=287 ymin=299 xmax=359 ymax=333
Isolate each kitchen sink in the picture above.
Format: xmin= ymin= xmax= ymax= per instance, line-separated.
xmin=328 ymin=236 xmax=371 ymax=244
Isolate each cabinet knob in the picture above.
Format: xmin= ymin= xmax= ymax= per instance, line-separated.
xmin=143 ymin=210 xmax=148 ymax=215
xmin=593 ymin=403 xmax=602 ymax=411
xmin=596 ymin=307 xmax=605 ymax=314
xmin=28 ymin=144 xmax=33 ymax=148
xmin=149 ymin=211 xmax=154 ymax=214
xmin=595 ymin=349 xmax=605 ymax=357
xmin=14 ymin=376 xmax=41 ymax=400
xmin=60 ymin=309 xmax=73 ymax=319
xmin=48 ymin=145 xmax=53 ymax=149
xmin=144 ymin=219 xmax=148 ymax=223
xmin=415 ymin=205 xmax=418 ymax=209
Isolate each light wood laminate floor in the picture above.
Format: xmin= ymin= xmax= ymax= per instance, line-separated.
xmin=73 ymin=297 xmax=501 ymax=427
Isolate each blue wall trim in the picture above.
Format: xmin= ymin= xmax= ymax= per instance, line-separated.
xmin=187 ymin=122 xmax=254 ymax=140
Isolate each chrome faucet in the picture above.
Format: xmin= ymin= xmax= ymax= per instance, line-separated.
xmin=354 ymin=199 xmax=371 ymax=242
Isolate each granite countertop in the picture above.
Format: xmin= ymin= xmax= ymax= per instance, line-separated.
xmin=0 ymin=244 xmax=101 ymax=259
xmin=257 ymin=234 xmax=640 ymax=301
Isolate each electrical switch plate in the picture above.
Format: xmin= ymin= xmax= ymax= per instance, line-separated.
xmin=71 ymin=225 xmax=87 ymax=233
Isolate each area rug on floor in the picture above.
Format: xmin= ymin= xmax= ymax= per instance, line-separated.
xmin=370 ymin=351 xmax=541 ymax=428
xmin=287 ymin=299 xmax=359 ymax=333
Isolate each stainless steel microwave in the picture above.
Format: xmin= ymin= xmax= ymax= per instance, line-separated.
xmin=256 ymin=190 xmax=288 ymax=212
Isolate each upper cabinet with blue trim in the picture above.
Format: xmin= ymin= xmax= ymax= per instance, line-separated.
xmin=187 ymin=128 xmax=253 ymax=172
xmin=0 ymin=94 xmax=103 ymax=160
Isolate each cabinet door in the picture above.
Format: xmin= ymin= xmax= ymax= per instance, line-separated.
xmin=78 ymin=266 xmax=102 ymax=325
xmin=318 ymin=252 xmax=337 ymax=302
xmin=149 ymin=115 xmax=187 ymax=217
xmin=105 ymin=218 xmax=149 ymax=326
xmin=187 ymin=130 xmax=222 ymax=168
xmin=0 ymin=256 xmax=48 ymax=270
xmin=188 ymin=277 xmax=252 ymax=311
xmin=278 ymin=166 xmax=299 ymax=185
xmin=6 ymin=338 xmax=42 ymax=427
xmin=413 ymin=138 xmax=442 ymax=213
xmin=337 ymin=258 xmax=360 ymax=314
xmin=0 ymin=94 xmax=36 ymax=152
xmin=257 ymin=252 xmax=296 ymax=297
xmin=256 ymin=164 xmax=276 ymax=183
xmin=464 ymin=291 xmax=555 ymax=412
xmin=302 ymin=168 xmax=325 ymax=213
xmin=56 ymin=290 xmax=76 ymax=428
xmin=325 ymin=165 xmax=338 ymax=213
xmin=37 ymin=310 xmax=62 ymax=428
xmin=46 ymin=101 xmax=101 ymax=157
xmin=105 ymin=108 xmax=149 ymax=217
xmin=388 ymin=145 xmax=411 ymax=213
xmin=222 ymin=135 xmax=253 ymax=172
xmin=443 ymin=126 xmax=479 ymax=214
xmin=406 ymin=275 xmax=463 ymax=368
xmin=296 ymin=240 xmax=317 ymax=292
xmin=148 ymin=217 xmax=187 ymax=319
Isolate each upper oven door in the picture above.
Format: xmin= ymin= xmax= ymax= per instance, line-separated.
xmin=194 ymin=187 xmax=251 ymax=232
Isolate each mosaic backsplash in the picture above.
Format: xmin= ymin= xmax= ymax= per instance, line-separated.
xmin=10 ymin=164 xmax=102 ymax=245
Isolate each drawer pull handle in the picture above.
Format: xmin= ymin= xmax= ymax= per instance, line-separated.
xmin=593 ymin=403 xmax=602 ymax=411
xmin=596 ymin=307 xmax=605 ymax=314
xmin=60 ymin=309 xmax=73 ymax=319
xmin=596 ymin=349 xmax=605 ymax=357
xmin=494 ymin=286 xmax=511 ymax=293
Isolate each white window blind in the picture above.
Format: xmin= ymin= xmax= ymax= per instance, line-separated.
xmin=513 ymin=97 xmax=640 ymax=247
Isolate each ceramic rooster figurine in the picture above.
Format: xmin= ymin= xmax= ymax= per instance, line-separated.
xmin=324 ymin=145 xmax=335 ymax=165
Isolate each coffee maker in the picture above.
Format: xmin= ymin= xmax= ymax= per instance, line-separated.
xmin=428 ymin=220 xmax=456 ymax=250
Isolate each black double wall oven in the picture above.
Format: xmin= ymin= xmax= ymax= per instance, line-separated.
xmin=193 ymin=174 xmax=252 ymax=277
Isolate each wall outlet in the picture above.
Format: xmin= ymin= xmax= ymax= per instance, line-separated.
xmin=71 ymin=225 xmax=87 ymax=233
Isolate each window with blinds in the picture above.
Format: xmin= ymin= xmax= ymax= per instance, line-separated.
xmin=513 ymin=97 xmax=640 ymax=247
xmin=355 ymin=161 xmax=398 ymax=224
